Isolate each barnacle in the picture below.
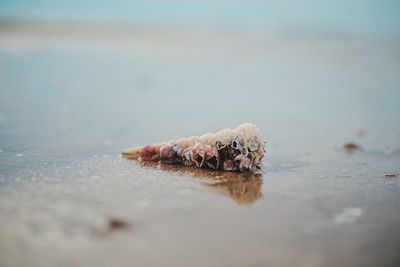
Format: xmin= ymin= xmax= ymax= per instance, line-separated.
xmin=223 ymin=160 xmax=239 ymax=171
xmin=139 ymin=145 xmax=159 ymax=161
xmin=122 ymin=123 xmax=266 ymax=173
xmin=160 ymin=144 xmax=174 ymax=162
xmin=191 ymin=143 xmax=205 ymax=167
xmin=204 ymin=145 xmax=220 ymax=169
xmin=182 ymin=147 xmax=194 ymax=166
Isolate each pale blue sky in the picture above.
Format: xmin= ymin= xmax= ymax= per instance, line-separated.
xmin=0 ymin=0 xmax=399 ymax=35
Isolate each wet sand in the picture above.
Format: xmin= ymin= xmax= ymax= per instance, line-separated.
xmin=0 ymin=22 xmax=400 ymax=267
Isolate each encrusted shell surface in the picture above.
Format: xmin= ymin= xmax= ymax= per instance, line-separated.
xmin=134 ymin=123 xmax=265 ymax=173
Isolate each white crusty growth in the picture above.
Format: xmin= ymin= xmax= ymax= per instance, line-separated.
xmin=123 ymin=123 xmax=264 ymax=156
xmin=199 ymin=123 xmax=264 ymax=146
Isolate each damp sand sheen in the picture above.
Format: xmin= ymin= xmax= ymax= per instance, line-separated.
xmin=122 ymin=123 xmax=266 ymax=173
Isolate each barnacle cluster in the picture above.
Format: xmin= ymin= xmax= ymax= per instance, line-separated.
xmin=136 ymin=123 xmax=265 ymax=173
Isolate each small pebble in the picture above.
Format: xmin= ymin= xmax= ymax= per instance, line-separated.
xmin=343 ymin=143 xmax=360 ymax=154
xmin=108 ymin=218 xmax=129 ymax=230
xmin=356 ymin=128 xmax=365 ymax=137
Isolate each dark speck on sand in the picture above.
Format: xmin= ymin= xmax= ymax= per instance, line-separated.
xmin=343 ymin=142 xmax=361 ymax=154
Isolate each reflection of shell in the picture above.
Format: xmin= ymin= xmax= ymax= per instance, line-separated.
xmin=138 ymin=160 xmax=263 ymax=205
xmin=208 ymin=176 xmax=263 ymax=205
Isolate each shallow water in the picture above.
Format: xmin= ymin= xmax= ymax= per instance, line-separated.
xmin=0 ymin=22 xmax=400 ymax=267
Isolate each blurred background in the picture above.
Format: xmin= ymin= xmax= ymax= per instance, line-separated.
xmin=0 ymin=1 xmax=399 ymax=267
xmin=0 ymin=0 xmax=400 ymax=153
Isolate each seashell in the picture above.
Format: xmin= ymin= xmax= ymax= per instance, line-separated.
xmin=123 ymin=123 xmax=265 ymax=173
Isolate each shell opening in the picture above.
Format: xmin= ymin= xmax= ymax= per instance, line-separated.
xmin=206 ymin=156 xmax=219 ymax=170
